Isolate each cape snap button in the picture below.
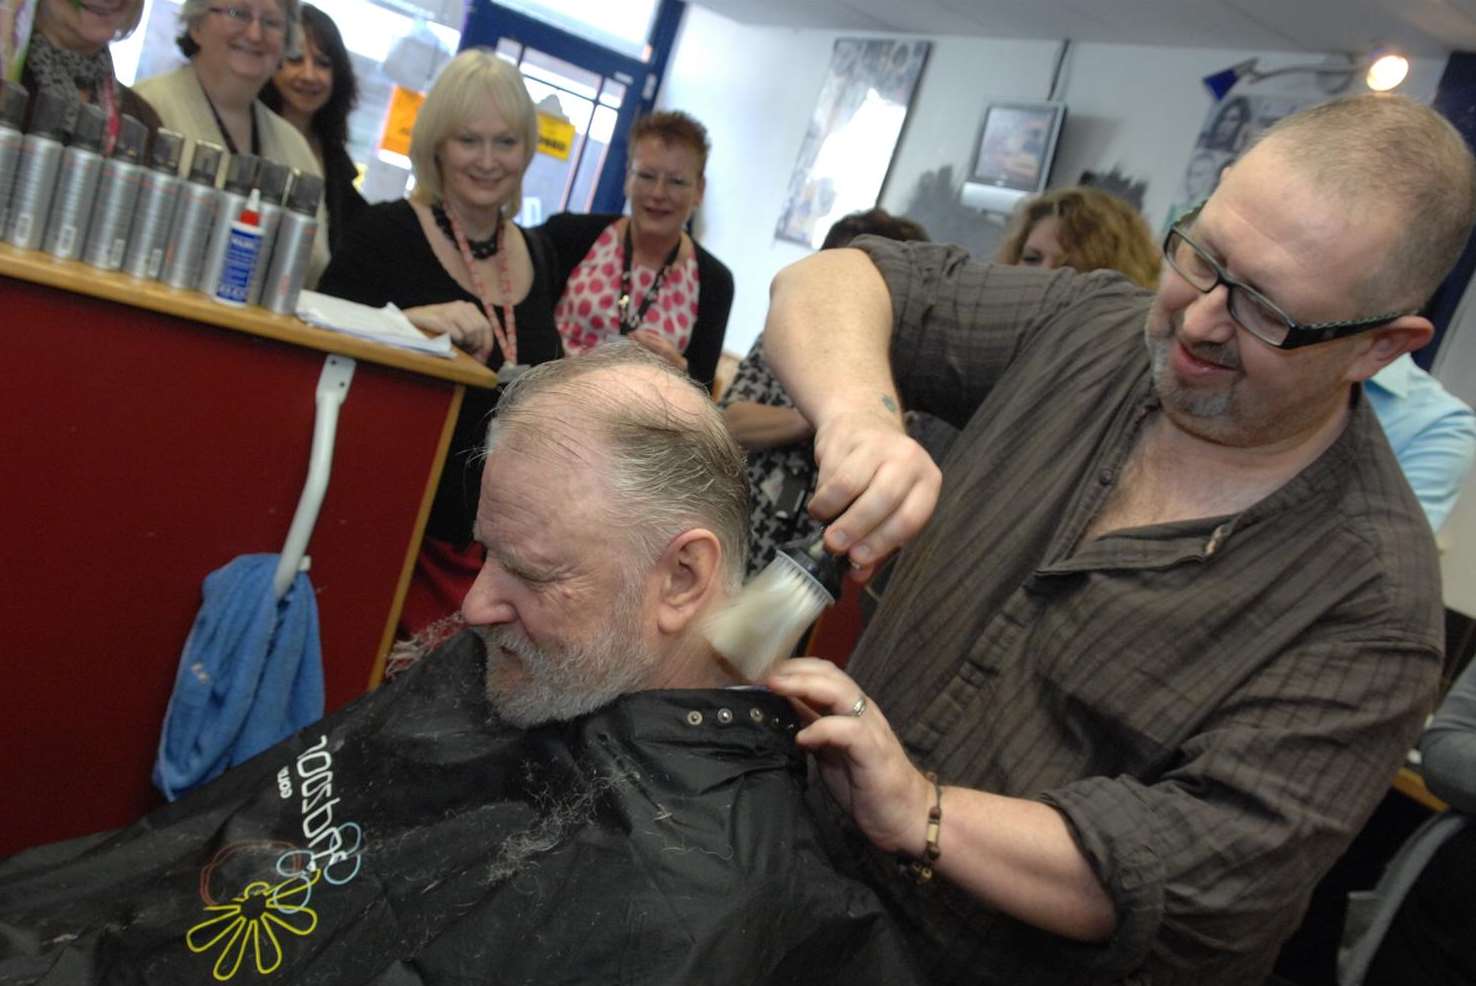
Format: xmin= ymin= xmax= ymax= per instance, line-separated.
xmin=717 ymin=708 xmax=734 ymax=724
xmin=749 ymin=707 xmax=764 ymax=723
xmin=685 ymin=710 xmax=703 ymax=726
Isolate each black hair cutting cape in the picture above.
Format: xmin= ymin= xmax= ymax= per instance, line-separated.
xmin=0 ymin=632 xmax=923 ymax=985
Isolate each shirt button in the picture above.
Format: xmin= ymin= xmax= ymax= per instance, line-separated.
xmin=1099 ymin=468 xmax=1114 ymax=485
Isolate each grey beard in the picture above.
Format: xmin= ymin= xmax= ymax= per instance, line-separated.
xmin=476 ymin=597 xmax=656 ymax=728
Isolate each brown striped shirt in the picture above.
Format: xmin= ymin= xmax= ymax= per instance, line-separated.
xmin=812 ymin=237 xmax=1444 ymax=985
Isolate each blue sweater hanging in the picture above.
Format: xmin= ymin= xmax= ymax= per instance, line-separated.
xmin=153 ymin=553 xmax=324 ymax=801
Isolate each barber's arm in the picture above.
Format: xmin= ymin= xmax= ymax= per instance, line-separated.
xmin=763 ymin=248 xmax=940 ymax=573
xmin=767 ymin=658 xmax=1116 ymax=942
xmin=770 ymin=622 xmax=1439 ymax=974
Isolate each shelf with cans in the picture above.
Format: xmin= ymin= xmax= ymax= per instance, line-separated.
xmin=0 ymin=80 xmax=322 ymax=316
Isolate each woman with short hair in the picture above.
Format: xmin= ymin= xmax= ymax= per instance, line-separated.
xmin=135 ymin=0 xmax=330 ymax=282
xmin=541 ymin=110 xmax=733 ymax=390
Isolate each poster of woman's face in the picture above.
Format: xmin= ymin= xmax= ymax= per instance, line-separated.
xmin=1201 ymin=96 xmax=1252 ymax=153
xmin=1166 ymin=90 xmax=1320 ymax=233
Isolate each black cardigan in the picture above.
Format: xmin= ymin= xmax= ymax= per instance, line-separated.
xmin=539 ymin=212 xmax=734 ymax=389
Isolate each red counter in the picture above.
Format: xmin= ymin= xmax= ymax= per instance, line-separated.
xmin=0 ymin=245 xmax=496 ymax=856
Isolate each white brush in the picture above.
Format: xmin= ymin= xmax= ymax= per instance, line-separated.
xmin=703 ymin=536 xmax=844 ymax=682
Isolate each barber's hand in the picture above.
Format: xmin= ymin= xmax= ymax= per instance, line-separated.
xmin=629 ymin=328 xmax=689 ymax=372
xmin=767 ymin=658 xmax=934 ymax=857
xmin=809 ymin=406 xmax=940 ymax=579
xmin=404 ymin=302 xmax=494 ymax=362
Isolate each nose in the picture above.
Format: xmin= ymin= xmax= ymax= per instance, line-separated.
xmin=461 ymin=556 xmax=517 ymax=627
xmin=243 ymin=13 xmax=264 ymax=40
xmin=303 ymin=60 xmax=325 ymax=84
xmin=1177 ymin=281 xmax=1238 ymax=346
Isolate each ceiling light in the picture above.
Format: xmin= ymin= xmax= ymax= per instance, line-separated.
xmin=1366 ymin=52 xmax=1409 ymax=91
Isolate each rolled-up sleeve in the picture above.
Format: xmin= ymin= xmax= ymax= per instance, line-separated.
xmin=850 ymin=235 xmax=1142 ymax=429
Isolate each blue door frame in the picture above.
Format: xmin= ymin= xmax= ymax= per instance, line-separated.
xmin=458 ymin=0 xmax=686 ymax=215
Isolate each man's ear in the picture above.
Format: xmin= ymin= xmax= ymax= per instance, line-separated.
xmin=1345 ymin=315 xmax=1433 ymax=383
xmin=651 ymin=528 xmax=723 ymax=636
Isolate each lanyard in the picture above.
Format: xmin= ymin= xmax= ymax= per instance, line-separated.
xmin=446 ymin=207 xmax=518 ymax=369
xmin=98 ymin=75 xmax=119 ymax=155
xmin=618 ymin=223 xmax=682 ymax=334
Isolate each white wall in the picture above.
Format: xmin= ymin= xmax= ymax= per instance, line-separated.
xmin=661 ymin=5 xmax=1444 ymax=357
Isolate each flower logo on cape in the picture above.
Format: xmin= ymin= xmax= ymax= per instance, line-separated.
xmin=186 ymin=868 xmax=321 ymax=980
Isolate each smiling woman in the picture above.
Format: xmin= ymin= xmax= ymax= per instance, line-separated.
xmin=260 ymin=4 xmax=365 ymax=254
xmin=316 ymin=48 xmax=564 ymax=638
xmin=134 ymin=0 xmax=332 ymax=284
xmin=539 ymin=110 xmax=734 ymax=391
xmin=20 ymin=0 xmax=162 ymax=144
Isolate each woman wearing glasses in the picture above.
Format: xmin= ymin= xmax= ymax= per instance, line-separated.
xmin=136 ymin=0 xmax=330 ymax=283
xmin=20 ymin=0 xmax=161 ymax=141
xmin=541 ymin=110 xmax=733 ymax=390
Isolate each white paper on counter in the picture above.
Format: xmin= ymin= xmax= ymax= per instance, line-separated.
xmin=295 ymin=291 xmax=454 ymax=357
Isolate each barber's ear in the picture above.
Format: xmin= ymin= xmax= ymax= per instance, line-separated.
xmin=1345 ymin=315 xmax=1433 ymax=382
xmin=652 ymin=528 xmax=723 ymax=636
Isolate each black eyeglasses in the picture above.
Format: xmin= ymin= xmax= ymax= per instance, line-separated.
xmin=1162 ymin=207 xmax=1413 ymax=350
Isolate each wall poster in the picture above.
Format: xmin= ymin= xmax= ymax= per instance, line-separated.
xmin=774 ymin=38 xmax=930 ymax=249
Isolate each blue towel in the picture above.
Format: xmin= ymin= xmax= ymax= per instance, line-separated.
xmin=153 ymin=554 xmax=325 ymax=801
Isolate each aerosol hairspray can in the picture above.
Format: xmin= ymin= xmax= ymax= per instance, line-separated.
xmin=122 ymin=129 xmax=184 ymax=279
xmin=160 ymin=141 xmax=224 ymax=290
xmin=42 ymin=102 xmax=107 ymax=260
xmin=4 ymin=90 xmax=70 ymax=249
xmin=246 ymin=159 xmax=290 ymax=305
xmin=0 ymin=82 xmax=28 ymax=241
xmin=261 ymin=171 xmax=322 ymax=315
xmin=198 ymin=152 xmax=259 ymax=292
xmin=82 ymin=115 xmax=147 ymax=270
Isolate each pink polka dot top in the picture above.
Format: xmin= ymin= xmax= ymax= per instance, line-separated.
xmin=555 ymin=224 xmax=701 ymax=356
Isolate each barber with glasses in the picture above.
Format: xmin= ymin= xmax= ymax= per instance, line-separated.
xmin=137 ymin=0 xmax=332 ymax=286
xmin=540 ymin=110 xmax=733 ymax=391
xmin=756 ymin=94 xmax=1473 ymax=986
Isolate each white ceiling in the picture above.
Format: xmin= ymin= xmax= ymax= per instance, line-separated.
xmin=690 ymin=0 xmax=1476 ymax=57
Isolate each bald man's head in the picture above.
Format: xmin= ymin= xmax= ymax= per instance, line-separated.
xmin=485 ymin=342 xmax=750 ymax=590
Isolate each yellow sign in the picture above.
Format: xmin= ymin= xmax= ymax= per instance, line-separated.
xmin=537 ymin=113 xmax=576 ymax=161
xmin=379 ymin=86 xmax=425 ymax=157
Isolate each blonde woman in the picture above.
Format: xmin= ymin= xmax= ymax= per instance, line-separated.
xmin=317 ymin=48 xmax=562 ymax=637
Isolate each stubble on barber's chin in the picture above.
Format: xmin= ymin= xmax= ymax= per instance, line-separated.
xmin=1143 ymin=310 xmax=1239 ymax=422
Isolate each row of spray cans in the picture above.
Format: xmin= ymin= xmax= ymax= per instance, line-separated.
xmin=0 ymin=81 xmax=322 ymax=314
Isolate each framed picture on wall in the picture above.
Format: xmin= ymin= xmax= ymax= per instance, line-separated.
xmin=774 ymin=38 xmax=931 ymax=249
xmin=968 ymin=100 xmax=1066 ymax=194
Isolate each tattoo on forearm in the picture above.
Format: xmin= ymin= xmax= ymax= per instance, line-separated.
xmin=881 ymin=395 xmax=898 ymax=415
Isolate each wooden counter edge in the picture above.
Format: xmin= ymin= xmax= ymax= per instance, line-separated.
xmin=1 ymin=245 xmax=498 ymax=389
xmin=368 ymin=384 xmax=466 ymax=690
